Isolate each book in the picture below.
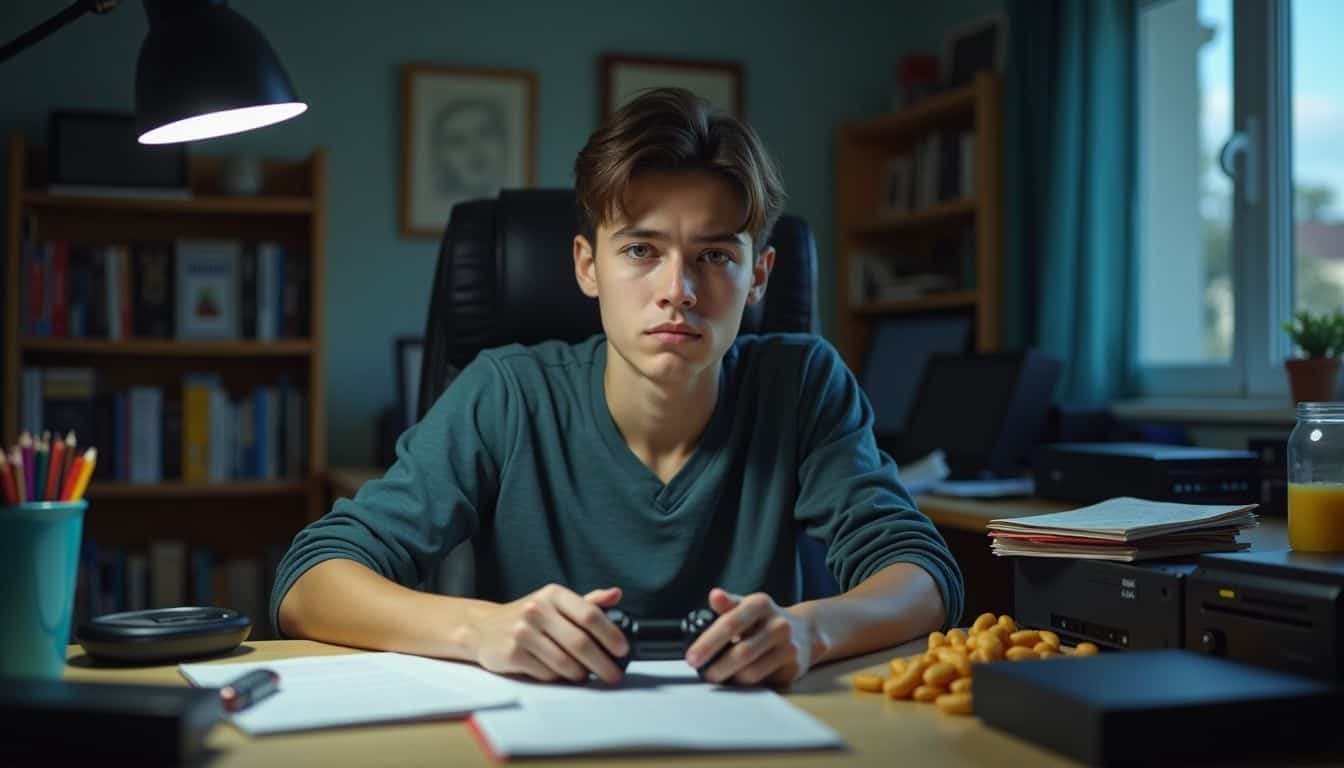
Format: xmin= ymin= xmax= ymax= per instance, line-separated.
xmin=175 ymin=239 xmax=240 ymax=340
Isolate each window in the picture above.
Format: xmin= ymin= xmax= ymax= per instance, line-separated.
xmin=1135 ymin=0 xmax=1342 ymax=398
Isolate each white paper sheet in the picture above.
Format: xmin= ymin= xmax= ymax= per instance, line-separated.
xmin=179 ymin=652 xmax=517 ymax=735
xmin=468 ymin=660 xmax=845 ymax=758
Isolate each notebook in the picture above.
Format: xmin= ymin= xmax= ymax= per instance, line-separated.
xmin=467 ymin=660 xmax=845 ymax=759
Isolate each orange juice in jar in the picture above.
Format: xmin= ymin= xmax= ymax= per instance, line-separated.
xmin=1287 ymin=403 xmax=1344 ymax=552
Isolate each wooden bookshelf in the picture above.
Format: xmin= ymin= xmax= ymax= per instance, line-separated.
xmin=834 ymin=73 xmax=1003 ymax=367
xmin=3 ymin=133 xmax=328 ymax=634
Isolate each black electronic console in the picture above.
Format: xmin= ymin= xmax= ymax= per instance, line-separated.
xmin=605 ymin=607 xmax=729 ymax=679
xmin=1033 ymin=442 xmax=1257 ymax=505
xmin=1186 ymin=549 xmax=1344 ymax=682
xmin=1013 ymin=557 xmax=1196 ymax=651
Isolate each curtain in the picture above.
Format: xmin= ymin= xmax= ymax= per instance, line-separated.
xmin=1004 ymin=0 xmax=1137 ymax=406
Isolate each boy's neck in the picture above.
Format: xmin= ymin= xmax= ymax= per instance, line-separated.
xmin=603 ymin=344 xmax=720 ymax=482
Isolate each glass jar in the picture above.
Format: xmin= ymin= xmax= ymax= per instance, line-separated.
xmin=1286 ymin=402 xmax=1344 ymax=552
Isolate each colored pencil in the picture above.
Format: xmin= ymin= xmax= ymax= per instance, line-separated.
xmin=10 ymin=448 xmax=26 ymax=504
xmin=69 ymin=448 xmax=97 ymax=502
xmin=60 ymin=431 xmax=78 ymax=495
xmin=0 ymin=449 xmax=17 ymax=506
xmin=34 ymin=433 xmax=50 ymax=502
xmin=44 ymin=431 xmax=67 ymax=502
xmin=19 ymin=432 xmax=34 ymax=502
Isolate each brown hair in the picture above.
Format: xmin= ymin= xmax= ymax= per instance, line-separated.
xmin=574 ymin=87 xmax=787 ymax=255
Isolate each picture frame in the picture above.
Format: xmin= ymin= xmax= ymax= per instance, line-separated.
xmin=400 ymin=64 xmax=537 ymax=238
xmin=942 ymin=13 xmax=1007 ymax=89
xmin=395 ymin=336 xmax=425 ymax=430
xmin=600 ymin=54 xmax=744 ymax=119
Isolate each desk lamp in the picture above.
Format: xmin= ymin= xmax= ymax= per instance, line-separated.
xmin=0 ymin=0 xmax=307 ymax=144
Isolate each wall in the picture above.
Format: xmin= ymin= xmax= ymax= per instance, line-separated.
xmin=0 ymin=0 xmax=1001 ymax=464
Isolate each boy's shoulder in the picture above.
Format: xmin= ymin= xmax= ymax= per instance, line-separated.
xmin=732 ymin=332 xmax=838 ymax=369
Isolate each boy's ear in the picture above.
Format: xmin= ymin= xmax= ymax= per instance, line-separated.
xmin=573 ymin=234 xmax=599 ymax=298
xmin=746 ymin=246 xmax=775 ymax=305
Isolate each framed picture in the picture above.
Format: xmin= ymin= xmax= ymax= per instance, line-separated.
xmin=400 ymin=64 xmax=537 ymax=238
xmin=942 ymin=14 xmax=1006 ymax=89
xmin=395 ymin=336 xmax=425 ymax=429
xmin=600 ymin=55 xmax=744 ymax=119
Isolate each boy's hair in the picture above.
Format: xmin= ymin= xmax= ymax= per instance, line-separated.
xmin=574 ymin=88 xmax=787 ymax=257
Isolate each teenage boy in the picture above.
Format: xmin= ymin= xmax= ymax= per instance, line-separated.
xmin=273 ymin=88 xmax=962 ymax=687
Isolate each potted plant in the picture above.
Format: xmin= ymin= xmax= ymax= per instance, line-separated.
xmin=1283 ymin=309 xmax=1344 ymax=403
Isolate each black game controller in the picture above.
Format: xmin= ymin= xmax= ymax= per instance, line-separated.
xmin=605 ymin=607 xmax=730 ymax=680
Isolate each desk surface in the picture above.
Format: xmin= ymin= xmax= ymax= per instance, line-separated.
xmin=64 ymin=638 xmax=1077 ymax=767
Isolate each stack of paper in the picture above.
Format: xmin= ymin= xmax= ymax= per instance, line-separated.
xmin=179 ymin=653 xmax=518 ymax=735
xmin=988 ymin=497 xmax=1259 ymax=561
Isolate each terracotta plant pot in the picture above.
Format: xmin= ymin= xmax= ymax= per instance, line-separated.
xmin=1285 ymin=357 xmax=1342 ymax=403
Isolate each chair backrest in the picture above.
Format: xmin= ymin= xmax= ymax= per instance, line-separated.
xmin=418 ymin=188 xmax=837 ymax=600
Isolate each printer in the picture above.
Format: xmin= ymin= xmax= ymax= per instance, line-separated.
xmin=1186 ymin=549 xmax=1344 ymax=682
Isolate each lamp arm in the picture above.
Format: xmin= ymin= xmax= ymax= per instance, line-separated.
xmin=0 ymin=0 xmax=119 ymax=64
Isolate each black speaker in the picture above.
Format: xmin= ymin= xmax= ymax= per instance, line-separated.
xmin=898 ymin=349 xmax=1061 ymax=479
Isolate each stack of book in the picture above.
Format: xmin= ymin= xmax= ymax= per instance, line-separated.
xmin=988 ymin=497 xmax=1260 ymax=562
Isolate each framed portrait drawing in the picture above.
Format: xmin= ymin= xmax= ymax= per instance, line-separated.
xmin=400 ymin=64 xmax=537 ymax=238
xmin=600 ymin=55 xmax=744 ymax=119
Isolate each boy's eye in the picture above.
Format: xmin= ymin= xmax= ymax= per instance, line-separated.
xmin=702 ymin=250 xmax=733 ymax=265
xmin=623 ymin=243 xmax=654 ymax=260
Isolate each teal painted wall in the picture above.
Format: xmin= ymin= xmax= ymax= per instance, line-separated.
xmin=1 ymin=0 xmax=1000 ymax=464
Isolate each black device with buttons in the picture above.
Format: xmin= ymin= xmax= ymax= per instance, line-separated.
xmin=1032 ymin=442 xmax=1258 ymax=505
xmin=1186 ymin=549 xmax=1344 ymax=682
xmin=75 ymin=607 xmax=252 ymax=664
xmin=604 ymin=607 xmax=730 ymax=680
xmin=1013 ymin=557 xmax=1197 ymax=651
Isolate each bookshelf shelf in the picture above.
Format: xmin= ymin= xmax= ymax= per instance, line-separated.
xmin=4 ymin=133 xmax=329 ymax=634
xmin=845 ymin=82 xmax=977 ymax=145
xmin=19 ymin=338 xmax=314 ymax=358
xmin=86 ymin=479 xmax=311 ymax=499
xmin=22 ymin=192 xmax=315 ymax=216
xmin=856 ymin=198 xmax=976 ymax=237
xmin=835 ymin=72 xmax=1003 ymax=366
xmin=852 ymin=291 xmax=980 ymax=316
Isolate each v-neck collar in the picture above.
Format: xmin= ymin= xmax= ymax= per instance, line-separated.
xmin=589 ymin=338 xmax=735 ymax=513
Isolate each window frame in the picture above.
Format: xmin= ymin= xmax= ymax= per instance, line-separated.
xmin=1132 ymin=0 xmax=1295 ymax=400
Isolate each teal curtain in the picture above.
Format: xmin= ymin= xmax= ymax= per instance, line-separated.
xmin=1004 ymin=0 xmax=1137 ymax=406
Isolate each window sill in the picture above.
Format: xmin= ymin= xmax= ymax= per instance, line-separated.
xmin=1110 ymin=398 xmax=1296 ymax=426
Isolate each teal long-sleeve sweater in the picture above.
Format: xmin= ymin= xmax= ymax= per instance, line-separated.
xmin=270 ymin=334 xmax=963 ymax=634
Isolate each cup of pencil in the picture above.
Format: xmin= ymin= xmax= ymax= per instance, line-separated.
xmin=0 ymin=430 xmax=98 ymax=679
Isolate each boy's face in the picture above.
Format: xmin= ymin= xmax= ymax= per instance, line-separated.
xmin=573 ymin=171 xmax=774 ymax=386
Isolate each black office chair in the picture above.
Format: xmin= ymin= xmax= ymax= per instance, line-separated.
xmin=416 ymin=188 xmax=839 ymax=601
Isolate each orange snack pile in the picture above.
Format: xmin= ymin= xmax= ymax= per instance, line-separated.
xmin=851 ymin=612 xmax=1099 ymax=716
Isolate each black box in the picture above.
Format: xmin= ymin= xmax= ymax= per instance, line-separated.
xmin=1013 ymin=558 xmax=1195 ymax=650
xmin=974 ymin=650 xmax=1342 ymax=766
xmin=1186 ymin=549 xmax=1344 ymax=682
xmin=1032 ymin=442 xmax=1257 ymax=505
xmin=0 ymin=678 xmax=220 ymax=763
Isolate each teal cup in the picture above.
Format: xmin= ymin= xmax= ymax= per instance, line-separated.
xmin=0 ymin=500 xmax=86 ymax=679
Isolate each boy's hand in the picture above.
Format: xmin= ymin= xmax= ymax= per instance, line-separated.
xmin=471 ymin=584 xmax=628 ymax=684
xmin=686 ymin=588 xmax=816 ymax=686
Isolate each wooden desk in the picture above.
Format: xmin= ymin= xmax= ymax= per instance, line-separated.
xmin=64 ymin=638 xmax=1078 ymax=767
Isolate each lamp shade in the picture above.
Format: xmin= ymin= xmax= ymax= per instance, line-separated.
xmin=135 ymin=0 xmax=306 ymax=144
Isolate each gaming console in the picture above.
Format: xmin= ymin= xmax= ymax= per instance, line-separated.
xmin=1032 ymin=442 xmax=1258 ymax=504
xmin=605 ymin=607 xmax=727 ymax=678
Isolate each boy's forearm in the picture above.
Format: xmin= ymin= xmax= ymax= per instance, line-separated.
xmin=277 ymin=558 xmax=497 ymax=661
xmin=787 ymin=562 xmax=946 ymax=666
